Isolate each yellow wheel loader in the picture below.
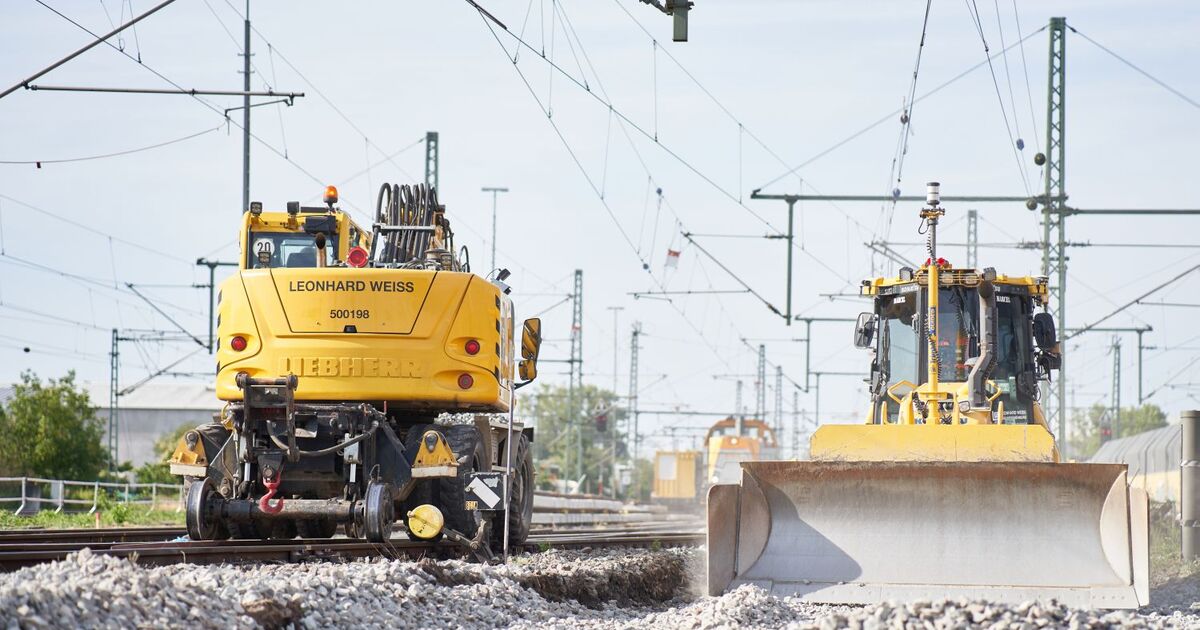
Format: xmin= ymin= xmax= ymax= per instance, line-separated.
xmin=707 ymin=183 xmax=1149 ymax=608
xmin=171 ymin=184 xmax=543 ymax=551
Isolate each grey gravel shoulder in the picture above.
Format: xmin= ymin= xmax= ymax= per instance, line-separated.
xmin=1 ymin=547 xmax=1198 ymax=629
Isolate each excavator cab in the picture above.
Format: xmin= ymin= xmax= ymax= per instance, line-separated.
xmin=707 ymin=183 xmax=1149 ymax=609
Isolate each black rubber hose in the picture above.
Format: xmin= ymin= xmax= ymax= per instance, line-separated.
xmin=268 ymin=421 xmax=379 ymax=458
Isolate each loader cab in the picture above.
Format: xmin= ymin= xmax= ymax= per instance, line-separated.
xmin=863 ymin=268 xmax=1050 ymax=425
xmin=240 ymin=190 xmax=371 ymax=270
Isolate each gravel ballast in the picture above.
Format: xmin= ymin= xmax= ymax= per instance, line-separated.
xmin=1 ymin=547 xmax=1198 ymax=629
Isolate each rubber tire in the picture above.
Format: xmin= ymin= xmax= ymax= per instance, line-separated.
xmin=185 ymin=477 xmax=221 ymax=541
xmin=492 ymin=433 xmax=534 ymax=548
xmin=297 ymin=520 xmax=338 ymax=539
xmin=364 ymin=481 xmax=395 ymax=543
xmin=436 ymin=425 xmax=486 ymax=539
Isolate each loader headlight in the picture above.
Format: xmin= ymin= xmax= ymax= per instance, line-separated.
xmin=230 ymin=335 xmax=248 ymax=352
xmin=457 ymin=373 xmax=474 ymax=389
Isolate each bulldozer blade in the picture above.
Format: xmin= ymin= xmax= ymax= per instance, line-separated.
xmin=706 ymin=461 xmax=1149 ymax=609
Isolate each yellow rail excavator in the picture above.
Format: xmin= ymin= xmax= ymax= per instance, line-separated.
xmin=707 ymin=183 xmax=1149 ymax=609
xmin=170 ymin=184 xmax=542 ymax=552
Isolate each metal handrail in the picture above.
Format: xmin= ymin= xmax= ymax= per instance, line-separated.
xmin=0 ymin=477 xmax=184 ymax=515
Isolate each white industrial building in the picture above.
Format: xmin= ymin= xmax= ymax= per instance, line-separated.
xmin=0 ymin=382 xmax=220 ymax=468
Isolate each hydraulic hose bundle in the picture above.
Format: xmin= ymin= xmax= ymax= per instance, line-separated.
xmin=373 ymin=182 xmax=460 ymax=268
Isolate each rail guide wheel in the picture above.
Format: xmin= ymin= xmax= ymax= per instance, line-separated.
xmin=185 ymin=477 xmax=223 ymax=541
xmin=364 ymin=480 xmax=395 ymax=543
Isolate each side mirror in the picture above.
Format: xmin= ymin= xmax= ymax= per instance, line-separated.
xmin=1032 ymin=312 xmax=1057 ymax=350
xmin=516 ymin=318 xmax=542 ymax=387
xmin=854 ymin=312 xmax=876 ymax=349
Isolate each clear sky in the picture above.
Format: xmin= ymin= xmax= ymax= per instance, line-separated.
xmin=1 ymin=0 xmax=1197 ymax=455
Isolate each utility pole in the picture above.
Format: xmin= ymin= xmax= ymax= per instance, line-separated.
xmin=628 ymin=322 xmax=641 ymax=498
xmin=736 ymin=195 xmax=798 ymax=325
xmin=109 ymin=329 xmax=119 ymax=470
xmin=606 ymin=305 xmax=623 ymax=498
xmin=1067 ymin=326 xmax=1151 ymax=407
xmin=735 ymin=380 xmax=744 ymax=434
xmin=1111 ymin=337 xmax=1122 ymax=438
xmin=568 ymin=269 xmax=584 ymax=486
xmin=774 ymin=365 xmax=783 ymax=450
xmin=195 ymin=258 xmax=238 ymax=352
xmin=240 ymin=0 xmax=251 ymax=212
xmin=481 ymin=187 xmax=509 ymax=272
xmin=755 ymin=344 xmax=766 ymax=421
xmin=606 ymin=307 xmax=624 ymax=392
xmin=425 ymin=131 xmax=439 ymax=190
xmin=966 ymin=209 xmax=979 ymax=269
xmin=791 ymin=389 xmax=800 ymax=459
xmin=1042 ymin=16 xmax=1069 ymax=450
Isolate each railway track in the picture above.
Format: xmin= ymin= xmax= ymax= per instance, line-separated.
xmin=0 ymin=524 xmax=703 ymax=571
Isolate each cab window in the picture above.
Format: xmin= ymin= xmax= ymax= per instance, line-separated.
xmin=878 ymin=292 xmax=919 ymax=423
xmin=248 ymin=232 xmax=337 ymax=268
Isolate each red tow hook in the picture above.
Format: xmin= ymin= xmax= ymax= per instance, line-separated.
xmin=259 ymin=470 xmax=284 ymax=514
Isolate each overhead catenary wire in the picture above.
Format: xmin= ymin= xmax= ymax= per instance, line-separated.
xmin=218 ymin=0 xmax=421 ymax=184
xmin=964 ymin=0 xmax=1032 ymax=196
xmin=31 ymin=0 xmax=357 ymax=216
xmin=1069 ymin=26 xmax=1200 ymax=112
xmin=756 ymin=25 xmax=1047 ymax=192
xmin=469 ymin=4 xmax=817 ymax=402
xmin=0 ymin=123 xmax=223 ymax=166
xmin=0 ymin=0 xmax=179 ymax=100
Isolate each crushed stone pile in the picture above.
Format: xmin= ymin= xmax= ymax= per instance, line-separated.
xmin=1 ymin=547 xmax=1197 ymax=629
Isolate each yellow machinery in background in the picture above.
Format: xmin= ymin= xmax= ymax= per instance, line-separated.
xmin=707 ymin=183 xmax=1149 ymax=609
xmin=651 ymin=416 xmax=779 ymax=506
xmin=172 ymin=183 xmax=543 ymax=550
xmin=651 ymin=450 xmax=700 ymax=505
xmin=704 ymin=417 xmax=778 ymax=484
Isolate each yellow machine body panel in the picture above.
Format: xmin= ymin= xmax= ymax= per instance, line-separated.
xmin=810 ymin=423 xmax=1058 ymax=462
xmin=216 ymin=267 xmax=514 ymax=410
xmin=215 ymin=204 xmax=516 ymax=411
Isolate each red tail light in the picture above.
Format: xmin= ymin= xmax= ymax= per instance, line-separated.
xmin=230 ymin=335 xmax=247 ymax=352
xmin=464 ymin=339 xmax=480 ymax=355
xmin=347 ymin=246 xmax=369 ymax=268
xmin=457 ymin=373 xmax=474 ymax=389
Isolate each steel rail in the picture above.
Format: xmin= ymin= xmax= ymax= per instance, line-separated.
xmin=0 ymin=528 xmax=703 ymax=571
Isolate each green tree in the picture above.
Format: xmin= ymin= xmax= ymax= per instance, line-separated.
xmin=526 ymin=383 xmax=632 ymax=496
xmin=132 ymin=423 xmax=194 ymax=484
xmin=0 ymin=371 xmax=109 ymax=479
xmin=1069 ymin=403 xmax=1168 ymax=460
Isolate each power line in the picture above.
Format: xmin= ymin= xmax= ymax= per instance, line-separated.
xmin=1067 ymin=265 xmax=1200 ymax=340
xmin=964 ymin=0 xmax=1031 ymax=195
xmin=1070 ymin=26 xmax=1200 ymax=112
xmin=219 ymin=0 xmax=421 ymax=184
xmin=0 ymin=253 xmax=204 ymax=318
xmin=0 ymin=0 xmax=179 ymax=100
xmin=468 ymin=1 xmax=844 ymax=410
xmin=32 ymin=0 xmax=354 ymax=214
xmin=756 ymin=25 xmax=1047 ymax=192
xmin=0 ymin=123 xmax=222 ymax=166
xmin=0 ymin=193 xmax=191 ymax=264
xmin=466 ymin=1 xmax=781 ymax=236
